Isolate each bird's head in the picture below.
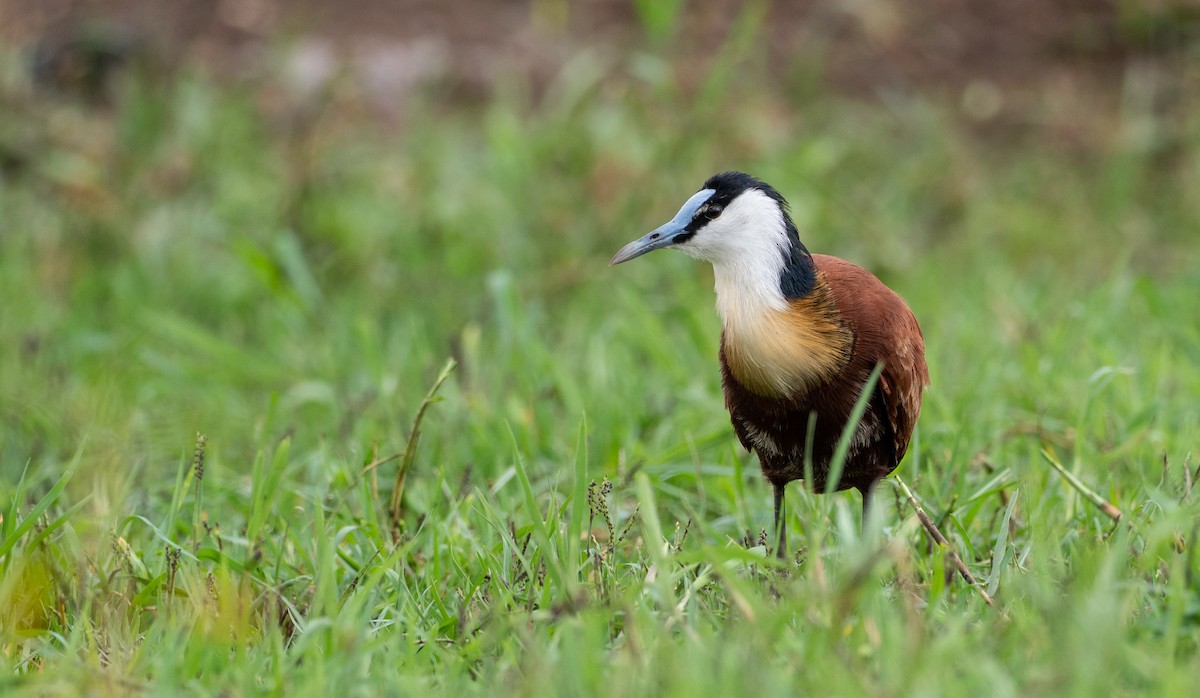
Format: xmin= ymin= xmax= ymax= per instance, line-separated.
xmin=610 ymin=171 xmax=806 ymax=270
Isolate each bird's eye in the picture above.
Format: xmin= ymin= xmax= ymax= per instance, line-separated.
xmin=701 ymin=205 xmax=723 ymax=221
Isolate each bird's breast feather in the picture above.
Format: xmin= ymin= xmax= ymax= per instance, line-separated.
xmin=720 ymin=285 xmax=852 ymax=397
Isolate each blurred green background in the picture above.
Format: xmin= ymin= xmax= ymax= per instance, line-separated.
xmin=2 ymin=1 xmax=1199 ymax=695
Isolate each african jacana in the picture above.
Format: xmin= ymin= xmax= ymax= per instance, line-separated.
xmin=611 ymin=172 xmax=929 ymax=558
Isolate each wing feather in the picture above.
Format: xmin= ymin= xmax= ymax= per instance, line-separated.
xmin=814 ymin=255 xmax=930 ymax=466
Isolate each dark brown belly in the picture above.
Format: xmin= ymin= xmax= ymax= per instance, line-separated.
xmin=721 ymin=366 xmax=896 ymax=493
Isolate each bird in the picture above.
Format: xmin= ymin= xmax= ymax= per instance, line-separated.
xmin=610 ymin=171 xmax=929 ymax=558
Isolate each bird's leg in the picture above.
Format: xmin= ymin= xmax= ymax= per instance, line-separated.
xmin=773 ymin=482 xmax=788 ymax=560
xmin=859 ymin=479 xmax=879 ymax=532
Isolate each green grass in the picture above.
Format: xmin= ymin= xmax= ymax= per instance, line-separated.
xmin=2 ymin=39 xmax=1200 ymax=696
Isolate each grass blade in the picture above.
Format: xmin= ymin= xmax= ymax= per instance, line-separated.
xmin=825 ymin=363 xmax=884 ymax=495
xmin=567 ymin=414 xmax=589 ymax=573
xmin=0 ymin=443 xmax=83 ymax=563
xmin=1041 ymin=448 xmax=1122 ymax=522
xmin=389 ymin=358 xmax=457 ymax=535
xmin=986 ymin=489 xmax=1019 ymax=598
xmin=507 ymin=424 xmax=567 ymax=595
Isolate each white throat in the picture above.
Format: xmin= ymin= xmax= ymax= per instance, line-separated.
xmin=678 ymin=188 xmax=792 ymax=329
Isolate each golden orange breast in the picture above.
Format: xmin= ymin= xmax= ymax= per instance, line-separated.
xmin=721 ymin=285 xmax=852 ymax=397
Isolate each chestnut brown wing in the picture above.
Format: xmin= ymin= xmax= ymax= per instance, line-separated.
xmin=813 ymin=255 xmax=930 ymax=468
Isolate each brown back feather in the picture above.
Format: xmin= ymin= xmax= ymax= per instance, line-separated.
xmin=813 ymin=254 xmax=930 ymax=464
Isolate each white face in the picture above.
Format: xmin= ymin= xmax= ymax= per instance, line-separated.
xmin=610 ymin=180 xmax=798 ymax=329
xmin=610 ymin=183 xmax=792 ymax=278
xmin=676 ymin=187 xmax=797 ymax=321
xmin=674 ymin=188 xmax=791 ymax=268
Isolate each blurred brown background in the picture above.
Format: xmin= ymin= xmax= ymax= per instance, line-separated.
xmin=5 ymin=0 xmax=1199 ymax=149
